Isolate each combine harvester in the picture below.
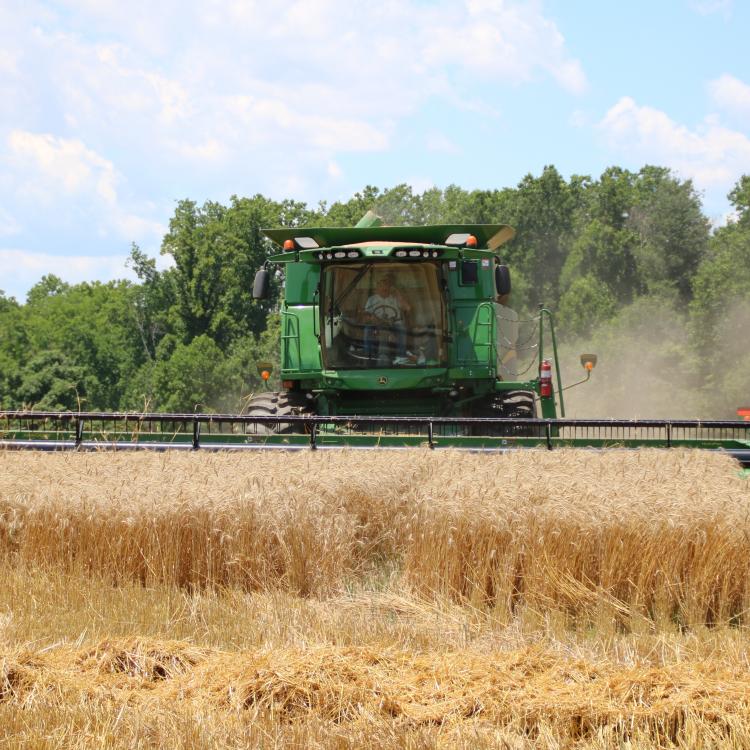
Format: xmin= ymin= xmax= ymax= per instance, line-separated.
xmin=1 ymin=213 xmax=749 ymax=471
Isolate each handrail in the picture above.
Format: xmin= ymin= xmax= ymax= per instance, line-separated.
xmin=473 ymin=301 xmax=495 ymax=369
xmin=312 ymin=287 xmax=319 ymax=337
xmin=280 ymin=308 xmax=301 ymax=370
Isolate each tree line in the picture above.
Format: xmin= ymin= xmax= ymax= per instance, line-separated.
xmin=1 ymin=165 xmax=748 ymax=416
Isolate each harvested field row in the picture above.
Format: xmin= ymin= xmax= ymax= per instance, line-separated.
xmin=3 ymin=637 xmax=750 ymax=747
xmin=4 ymin=563 xmax=750 ymax=748
xmin=2 ymin=449 xmax=749 ymax=626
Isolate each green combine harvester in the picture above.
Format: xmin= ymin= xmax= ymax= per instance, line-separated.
xmin=1 ymin=213 xmax=749 ymax=470
xmin=247 ymin=211 xmax=563 ymax=423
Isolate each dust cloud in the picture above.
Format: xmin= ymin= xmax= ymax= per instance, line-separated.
xmin=558 ymin=298 xmax=750 ymax=419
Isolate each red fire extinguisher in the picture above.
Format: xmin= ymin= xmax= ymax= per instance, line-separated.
xmin=540 ymin=359 xmax=552 ymax=398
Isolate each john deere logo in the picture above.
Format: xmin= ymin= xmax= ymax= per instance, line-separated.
xmin=378 ymin=376 xmax=388 ymax=385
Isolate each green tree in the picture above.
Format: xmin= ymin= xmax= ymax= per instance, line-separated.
xmin=728 ymin=175 xmax=750 ymax=223
xmin=162 ymin=195 xmax=320 ymax=350
xmin=0 ymin=292 xmax=26 ymax=408
xmin=126 ymin=244 xmax=175 ymax=360
xmin=16 ymin=350 xmax=87 ymax=410
xmin=324 ymin=186 xmax=382 ymax=226
xmin=126 ymin=335 xmax=239 ymax=413
xmin=22 ymin=278 xmax=143 ymax=409
xmin=503 ymin=165 xmax=580 ymax=305
xmin=627 ymin=166 xmax=709 ymax=301
xmin=25 ymin=274 xmax=70 ymax=305
xmin=560 ymin=220 xmax=640 ymax=304
xmin=558 ymin=275 xmax=618 ymax=339
xmin=689 ymin=181 xmax=750 ymax=412
xmin=582 ymin=166 xmax=634 ymax=229
xmin=227 ymin=313 xmax=282 ymax=402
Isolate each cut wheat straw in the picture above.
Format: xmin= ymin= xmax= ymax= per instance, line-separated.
xmin=3 ymin=637 xmax=750 ymax=746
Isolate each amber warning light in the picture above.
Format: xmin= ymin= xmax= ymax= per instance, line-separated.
xmin=256 ymin=361 xmax=274 ymax=382
xmin=738 ymin=407 xmax=750 ymax=421
xmin=580 ymin=353 xmax=597 ymax=371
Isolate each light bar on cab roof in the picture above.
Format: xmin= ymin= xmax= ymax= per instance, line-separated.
xmin=393 ymin=249 xmax=441 ymax=258
xmin=315 ymin=250 xmax=362 ymax=260
xmin=312 ymin=248 xmax=443 ymax=261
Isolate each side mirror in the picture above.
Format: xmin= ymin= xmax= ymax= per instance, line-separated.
xmin=495 ymin=265 xmax=511 ymax=296
xmin=253 ymin=268 xmax=270 ymax=299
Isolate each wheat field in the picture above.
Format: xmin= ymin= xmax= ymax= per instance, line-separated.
xmin=1 ymin=449 xmax=749 ymax=748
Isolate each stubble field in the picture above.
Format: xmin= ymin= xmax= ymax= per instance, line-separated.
xmin=1 ymin=449 xmax=749 ymax=748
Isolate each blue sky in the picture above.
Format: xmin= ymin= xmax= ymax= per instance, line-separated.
xmin=1 ymin=0 xmax=749 ymax=300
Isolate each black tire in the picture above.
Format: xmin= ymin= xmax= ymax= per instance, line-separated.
xmin=244 ymin=391 xmax=313 ymax=435
xmin=499 ymin=390 xmax=537 ymax=419
xmin=469 ymin=390 xmax=538 ymax=436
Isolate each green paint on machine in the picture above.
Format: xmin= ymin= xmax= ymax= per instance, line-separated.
xmin=250 ymin=214 xmax=575 ymax=425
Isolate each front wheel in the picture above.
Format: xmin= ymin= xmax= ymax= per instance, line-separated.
xmin=243 ymin=391 xmax=313 ymax=434
xmin=469 ymin=390 xmax=538 ymax=436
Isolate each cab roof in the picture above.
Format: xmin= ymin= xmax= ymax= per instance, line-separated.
xmin=262 ymin=224 xmax=515 ymax=251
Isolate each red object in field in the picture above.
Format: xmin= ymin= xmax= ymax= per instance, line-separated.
xmin=540 ymin=359 xmax=552 ymax=398
xmin=738 ymin=407 xmax=750 ymax=421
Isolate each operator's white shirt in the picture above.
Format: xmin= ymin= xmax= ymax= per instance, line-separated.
xmin=365 ymin=294 xmax=403 ymax=322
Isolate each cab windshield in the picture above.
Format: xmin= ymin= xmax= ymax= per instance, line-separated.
xmin=321 ymin=262 xmax=447 ymax=369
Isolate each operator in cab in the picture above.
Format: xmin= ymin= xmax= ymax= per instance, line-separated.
xmin=363 ymin=272 xmax=411 ymax=360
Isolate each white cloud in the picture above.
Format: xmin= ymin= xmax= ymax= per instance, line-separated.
xmin=598 ymin=96 xmax=750 ymax=199
xmin=0 ymin=2 xmax=584 ymax=170
xmin=709 ymin=74 xmax=750 ymax=120
xmin=222 ymin=94 xmax=389 ymax=152
xmin=7 ymin=130 xmax=118 ymax=202
xmin=0 ymin=0 xmax=585 ymax=259
xmin=3 ymin=130 xmax=164 ymax=241
xmin=553 ymin=60 xmax=587 ymax=96
xmin=421 ymin=0 xmax=587 ymax=95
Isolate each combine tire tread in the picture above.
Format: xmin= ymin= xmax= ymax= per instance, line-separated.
xmin=244 ymin=392 xmax=313 ymax=434
xmin=469 ymin=390 xmax=538 ymax=436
